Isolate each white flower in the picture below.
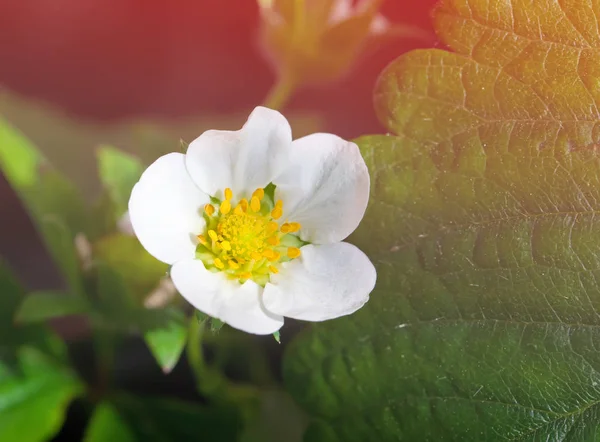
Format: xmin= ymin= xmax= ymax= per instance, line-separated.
xmin=128 ymin=107 xmax=376 ymax=335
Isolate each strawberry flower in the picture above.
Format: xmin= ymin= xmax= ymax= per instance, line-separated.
xmin=128 ymin=107 xmax=376 ymax=334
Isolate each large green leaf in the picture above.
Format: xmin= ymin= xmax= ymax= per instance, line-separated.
xmin=0 ymin=347 xmax=83 ymax=442
xmin=283 ymin=0 xmax=600 ymax=440
xmin=0 ymin=119 xmax=86 ymax=293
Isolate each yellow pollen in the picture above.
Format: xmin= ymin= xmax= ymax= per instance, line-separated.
xmin=214 ymin=258 xmax=225 ymax=269
xmin=220 ymin=200 xmax=231 ymax=215
xmin=266 ymin=221 xmax=279 ymax=234
xmin=252 ymin=188 xmax=265 ymax=200
xmin=228 ymin=260 xmax=239 ymax=269
xmin=271 ymin=206 xmax=283 ymax=219
xmin=287 ymin=247 xmax=301 ymax=259
xmin=250 ymin=196 xmax=261 ymax=212
xmin=204 ymin=204 xmax=215 ymax=216
xmin=196 ymin=186 xmax=304 ymax=284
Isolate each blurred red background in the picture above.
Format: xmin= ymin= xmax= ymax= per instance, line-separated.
xmin=0 ymin=0 xmax=438 ymax=136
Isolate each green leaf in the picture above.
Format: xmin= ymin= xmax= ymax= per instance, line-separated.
xmin=84 ymin=402 xmax=136 ymax=442
xmin=0 ymin=261 xmax=66 ymax=366
xmin=39 ymin=216 xmax=84 ymax=295
xmin=0 ymin=347 xmax=83 ymax=442
xmin=144 ymin=310 xmax=187 ymax=373
xmin=283 ymin=0 xmax=600 ymax=440
xmin=0 ymin=119 xmax=87 ymax=293
xmin=108 ymin=394 xmax=242 ymax=442
xmin=94 ymin=233 xmax=168 ymax=302
xmin=96 ymin=146 xmax=143 ymax=217
xmin=15 ymin=291 xmax=89 ymax=324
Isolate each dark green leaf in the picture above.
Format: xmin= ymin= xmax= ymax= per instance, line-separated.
xmin=84 ymin=402 xmax=136 ymax=442
xmin=109 ymin=394 xmax=242 ymax=442
xmin=15 ymin=291 xmax=89 ymax=324
xmin=96 ymin=146 xmax=143 ymax=217
xmin=283 ymin=0 xmax=600 ymax=440
xmin=0 ymin=347 xmax=83 ymax=442
xmin=144 ymin=310 xmax=187 ymax=373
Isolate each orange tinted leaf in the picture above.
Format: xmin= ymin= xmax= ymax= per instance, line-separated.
xmin=284 ymin=1 xmax=600 ymax=440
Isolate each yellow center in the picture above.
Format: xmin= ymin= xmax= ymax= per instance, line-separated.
xmin=196 ymin=185 xmax=304 ymax=285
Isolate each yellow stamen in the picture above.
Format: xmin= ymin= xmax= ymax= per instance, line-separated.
xmin=239 ymin=272 xmax=252 ymax=279
xmin=262 ymin=249 xmax=275 ymax=259
xmin=220 ymin=200 xmax=231 ymax=215
xmin=266 ymin=221 xmax=279 ymax=234
xmin=228 ymin=260 xmax=239 ymax=269
xmin=287 ymin=247 xmax=301 ymax=259
xmin=250 ymin=196 xmax=261 ymax=212
xmin=252 ymin=188 xmax=265 ymax=200
xmin=214 ymin=258 xmax=225 ymax=269
xmin=271 ymin=206 xmax=283 ymax=219
xmin=267 ymin=236 xmax=280 ymax=246
xmin=268 ymin=251 xmax=281 ymax=262
xmin=208 ymin=230 xmax=218 ymax=242
xmin=234 ymin=204 xmax=244 ymax=215
xmin=280 ymin=223 xmax=291 ymax=233
xmin=239 ymin=198 xmax=249 ymax=212
xmin=251 ymin=251 xmax=262 ymax=261
xmin=204 ymin=204 xmax=215 ymax=216
xmin=269 ymin=265 xmax=279 ymax=274
xmin=289 ymin=222 xmax=301 ymax=232
xmin=197 ymin=234 xmax=207 ymax=244
xmin=221 ymin=240 xmax=231 ymax=251
xmin=224 ymin=188 xmax=233 ymax=201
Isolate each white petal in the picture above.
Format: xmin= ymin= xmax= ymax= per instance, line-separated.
xmin=171 ymin=259 xmax=284 ymax=335
xmin=185 ymin=107 xmax=292 ymax=199
xmin=128 ymin=153 xmax=208 ymax=265
xmin=263 ymin=243 xmax=376 ymax=321
xmin=274 ymin=133 xmax=370 ymax=244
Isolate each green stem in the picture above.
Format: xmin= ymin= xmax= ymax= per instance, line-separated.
xmin=187 ymin=317 xmax=261 ymax=406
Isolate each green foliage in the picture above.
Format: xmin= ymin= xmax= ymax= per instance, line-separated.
xmin=283 ymin=0 xmax=600 ymax=440
xmin=84 ymin=403 xmax=136 ymax=442
xmin=94 ymin=233 xmax=168 ymax=302
xmin=0 ymin=262 xmax=82 ymax=441
xmin=0 ymin=347 xmax=83 ymax=442
xmin=144 ymin=310 xmax=187 ymax=373
xmin=97 ymin=146 xmax=143 ymax=217
xmin=15 ymin=291 xmax=89 ymax=324
xmin=101 ymin=394 xmax=242 ymax=442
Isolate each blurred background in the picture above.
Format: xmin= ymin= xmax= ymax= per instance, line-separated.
xmin=0 ymin=1 xmax=437 ymax=440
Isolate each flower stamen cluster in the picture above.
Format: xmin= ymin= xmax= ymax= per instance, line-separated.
xmin=196 ymin=186 xmax=303 ymax=286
